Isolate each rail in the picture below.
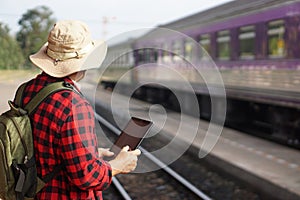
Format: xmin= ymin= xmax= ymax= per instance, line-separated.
xmin=95 ymin=112 xmax=212 ymax=200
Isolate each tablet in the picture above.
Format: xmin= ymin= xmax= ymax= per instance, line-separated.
xmin=110 ymin=117 xmax=153 ymax=156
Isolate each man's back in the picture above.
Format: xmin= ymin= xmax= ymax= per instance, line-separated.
xmin=18 ymin=72 xmax=112 ymax=200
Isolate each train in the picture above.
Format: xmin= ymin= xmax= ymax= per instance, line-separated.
xmin=100 ymin=0 xmax=300 ymax=149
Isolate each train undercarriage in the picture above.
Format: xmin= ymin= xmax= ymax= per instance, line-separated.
xmin=101 ymin=80 xmax=300 ymax=149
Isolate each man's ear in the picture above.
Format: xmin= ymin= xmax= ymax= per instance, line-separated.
xmin=69 ymin=71 xmax=86 ymax=82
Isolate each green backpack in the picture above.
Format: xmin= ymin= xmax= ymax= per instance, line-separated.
xmin=0 ymin=81 xmax=74 ymax=200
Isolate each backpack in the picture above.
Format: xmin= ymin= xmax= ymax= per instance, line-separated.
xmin=0 ymin=81 xmax=74 ymax=200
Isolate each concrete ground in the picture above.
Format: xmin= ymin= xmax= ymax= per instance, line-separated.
xmin=0 ymin=70 xmax=38 ymax=113
xmin=94 ymin=88 xmax=300 ymax=200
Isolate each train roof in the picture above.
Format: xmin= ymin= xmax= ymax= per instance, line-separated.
xmin=158 ymin=0 xmax=298 ymax=30
xmin=111 ymin=0 xmax=300 ymax=47
xmin=131 ymin=0 xmax=300 ymax=45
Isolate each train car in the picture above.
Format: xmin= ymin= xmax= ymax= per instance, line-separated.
xmin=101 ymin=0 xmax=300 ymax=148
xmin=101 ymin=38 xmax=135 ymax=90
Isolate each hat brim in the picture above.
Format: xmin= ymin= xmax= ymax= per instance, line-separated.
xmin=29 ymin=40 xmax=107 ymax=78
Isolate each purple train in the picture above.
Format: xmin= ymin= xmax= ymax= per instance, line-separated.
xmin=102 ymin=0 xmax=300 ymax=148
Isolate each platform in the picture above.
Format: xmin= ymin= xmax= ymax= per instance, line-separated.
xmin=91 ymin=85 xmax=300 ymax=200
xmin=0 ymin=70 xmax=36 ymax=113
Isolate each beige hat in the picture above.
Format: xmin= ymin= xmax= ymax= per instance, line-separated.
xmin=29 ymin=20 xmax=107 ymax=78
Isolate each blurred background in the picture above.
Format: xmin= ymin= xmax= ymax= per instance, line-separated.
xmin=0 ymin=0 xmax=231 ymax=108
xmin=1 ymin=0 xmax=300 ymax=200
xmin=0 ymin=0 xmax=231 ymax=110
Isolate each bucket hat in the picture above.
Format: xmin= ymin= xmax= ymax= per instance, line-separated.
xmin=29 ymin=20 xmax=107 ymax=78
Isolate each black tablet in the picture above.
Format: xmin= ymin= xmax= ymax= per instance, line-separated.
xmin=110 ymin=117 xmax=153 ymax=156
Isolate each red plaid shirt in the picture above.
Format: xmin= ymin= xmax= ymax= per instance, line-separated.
xmin=16 ymin=72 xmax=112 ymax=200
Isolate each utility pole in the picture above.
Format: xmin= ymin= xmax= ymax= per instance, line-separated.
xmin=102 ymin=16 xmax=116 ymax=39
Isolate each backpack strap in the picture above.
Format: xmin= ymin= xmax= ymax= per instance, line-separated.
xmin=15 ymin=82 xmax=28 ymax=108
xmin=15 ymin=81 xmax=77 ymax=188
xmin=24 ymin=81 xmax=74 ymax=115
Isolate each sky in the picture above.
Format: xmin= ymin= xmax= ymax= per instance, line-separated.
xmin=0 ymin=0 xmax=233 ymax=41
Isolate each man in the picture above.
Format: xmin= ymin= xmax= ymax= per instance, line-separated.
xmin=17 ymin=20 xmax=140 ymax=199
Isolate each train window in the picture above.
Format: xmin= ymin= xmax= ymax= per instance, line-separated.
xmin=119 ymin=53 xmax=124 ymax=66
xmin=153 ymin=50 xmax=158 ymax=62
xmin=199 ymin=34 xmax=211 ymax=56
xmin=217 ymin=30 xmax=230 ymax=60
xmin=137 ymin=49 xmax=144 ymax=63
xmin=111 ymin=53 xmax=118 ymax=65
xmin=184 ymin=40 xmax=193 ymax=61
xmin=172 ymin=40 xmax=182 ymax=61
xmin=268 ymin=20 xmax=286 ymax=58
xmin=128 ymin=51 xmax=134 ymax=66
xmin=123 ymin=53 xmax=128 ymax=66
xmin=116 ymin=52 xmax=122 ymax=66
xmin=145 ymin=48 xmax=152 ymax=62
xmin=239 ymin=25 xmax=255 ymax=59
xmin=162 ymin=44 xmax=171 ymax=62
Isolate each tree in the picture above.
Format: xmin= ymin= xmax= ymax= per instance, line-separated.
xmin=16 ymin=6 xmax=55 ymax=67
xmin=0 ymin=22 xmax=25 ymax=69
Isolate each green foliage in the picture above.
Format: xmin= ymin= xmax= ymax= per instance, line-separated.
xmin=0 ymin=23 xmax=25 ymax=69
xmin=16 ymin=6 xmax=55 ymax=68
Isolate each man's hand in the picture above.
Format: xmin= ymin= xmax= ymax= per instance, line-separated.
xmin=108 ymin=146 xmax=141 ymax=176
xmin=98 ymin=148 xmax=114 ymax=158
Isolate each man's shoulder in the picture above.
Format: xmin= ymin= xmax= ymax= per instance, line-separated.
xmin=54 ymin=89 xmax=87 ymax=106
xmin=23 ymin=72 xmax=92 ymax=108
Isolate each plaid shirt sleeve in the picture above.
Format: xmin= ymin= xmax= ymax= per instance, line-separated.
xmin=60 ymin=99 xmax=112 ymax=191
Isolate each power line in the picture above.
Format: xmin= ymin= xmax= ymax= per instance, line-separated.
xmin=86 ymin=20 xmax=155 ymax=26
xmin=0 ymin=13 xmax=155 ymax=25
xmin=0 ymin=13 xmax=20 ymax=17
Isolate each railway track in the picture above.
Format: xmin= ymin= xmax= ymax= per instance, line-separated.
xmin=95 ymin=113 xmax=211 ymax=200
xmin=95 ymin=113 xmax=261 ymax=200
